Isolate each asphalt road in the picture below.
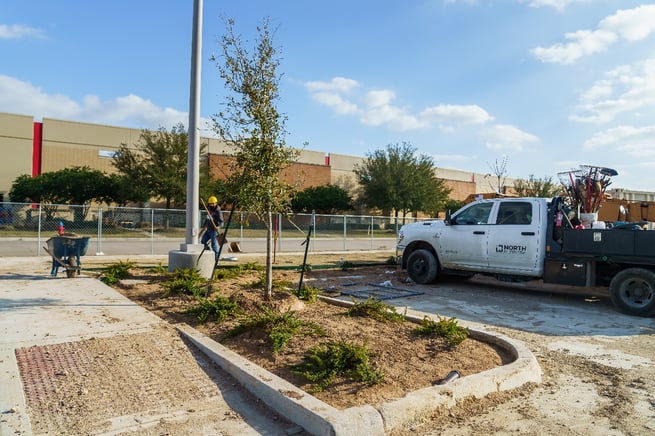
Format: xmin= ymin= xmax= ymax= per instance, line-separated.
xmin=0 ymin=236 xmax=398 ymax=257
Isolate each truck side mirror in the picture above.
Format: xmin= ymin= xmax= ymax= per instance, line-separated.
xmin=445 ymin=209 xmax=452 ymax=225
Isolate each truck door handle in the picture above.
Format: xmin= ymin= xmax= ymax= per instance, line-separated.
xmin=473 ymin=231 xmax=485 ymax=235
xmin=521 ymin=231 xmax=535 ymax=235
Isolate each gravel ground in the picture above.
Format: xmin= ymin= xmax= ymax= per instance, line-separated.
xmin=2 ymin=253 xmax=654 ymax=435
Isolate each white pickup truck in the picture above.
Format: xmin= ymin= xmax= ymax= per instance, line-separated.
xmin=396 ymin=196 xmax=655 ymax=317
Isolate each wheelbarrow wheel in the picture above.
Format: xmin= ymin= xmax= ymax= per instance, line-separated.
xmin=66 ymin=256 xmax=78 ymax=278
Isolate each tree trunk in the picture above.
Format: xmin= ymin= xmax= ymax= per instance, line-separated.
xmin=264 ymin=210 xmax=274 ymax=300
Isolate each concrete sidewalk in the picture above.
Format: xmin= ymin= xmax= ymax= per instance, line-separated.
xmin=0 ymin=256 xmax=542 ymax=435
xmin=0 ymin=257 xmax=302 ymax=435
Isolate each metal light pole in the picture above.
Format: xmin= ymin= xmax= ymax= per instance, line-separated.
xmin=185 ymin=0 xmax=203 ymax=246
xmin=169 ymin=0 xmax=211 ymax=274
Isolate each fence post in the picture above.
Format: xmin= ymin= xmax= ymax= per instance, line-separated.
xmin=277 ymin=212 xmax=282 ymax=254
xmin=311 ymin=211 xmax=316 ymax=252
xmin=343 ymin=215 xmax=347 ymax=251
xmin=96 ymin=207 xmax=104 ymax=255
xmin=150 ymin=208 xmax=155 ymax=255
xmin=37 ymin=204 xmax=42 ymax=256
xmin=370 ymin=215 xmax=374 ymax=249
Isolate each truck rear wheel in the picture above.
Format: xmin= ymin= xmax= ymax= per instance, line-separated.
xmin=609 ymin=268 xmax=655 ymax=317
xmin=407 ymin=249 xmax=438 ymax=284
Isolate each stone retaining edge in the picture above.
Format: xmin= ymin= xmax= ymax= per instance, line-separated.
xmin=177 ymin=304 xmax=542 ymax=435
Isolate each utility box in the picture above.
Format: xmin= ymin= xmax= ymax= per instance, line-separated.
xmin=544 ymin=259 xmax=588 ymax=286
xmin=562 ymin=229 xmax=635 ymax=256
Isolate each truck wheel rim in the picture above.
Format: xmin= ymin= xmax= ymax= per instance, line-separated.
xmin=619 ymin=278 xmax=654 ymax=308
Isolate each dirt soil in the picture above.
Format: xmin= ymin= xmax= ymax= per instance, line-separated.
xmin=112 ymin=253 xmax=510 ymax=410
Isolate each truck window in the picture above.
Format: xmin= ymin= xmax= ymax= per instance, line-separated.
xmin=454 ymin=202 xmax=493 ymax=225
xmin=497 ymin=202 xmax=532 ymax=225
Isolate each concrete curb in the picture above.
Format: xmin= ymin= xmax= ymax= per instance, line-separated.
xmin=177 ymin=298 xmax=542 ymax=435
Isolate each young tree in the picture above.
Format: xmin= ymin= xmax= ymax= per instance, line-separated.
xmin=291 ymin=185 xmax=353 ymax=214
xmin=112 ymin=124 xmax=206 ymax=209
xmin=354 ymin=142 xmax=450 ymax=222
xmin=513 ymin=174 xmax=561 ymax=198
xmin=211 ymin=17 xmax=298 ymax=299
xmin=487 ymin=156 xmax=509 ymax=194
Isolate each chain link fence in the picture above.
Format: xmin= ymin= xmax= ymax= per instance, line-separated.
xmin=0 ymin=202 xmax=419 ymax=257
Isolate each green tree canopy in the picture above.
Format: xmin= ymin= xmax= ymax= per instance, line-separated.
xmin=211 ymin=17 xmax=298 ymax=299
xmin=513 ymin=174 xmax=561 ymax=198
xmin=291 ymin=185 xmax=353 ymax=214
xmin=354 ymin=142 xmax=451 ymax=219
xmin=112 ymin=124 xmax=206 ymax=209
xmin=9 ymin=167 xmax=111 ymax=220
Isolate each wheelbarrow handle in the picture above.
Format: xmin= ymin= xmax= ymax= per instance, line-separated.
xmin=43 ymin=246 xmax=70 ymax=270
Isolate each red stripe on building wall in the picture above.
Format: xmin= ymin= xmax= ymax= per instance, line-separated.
xmin=32 ymin=122 xmax=42 ymax=176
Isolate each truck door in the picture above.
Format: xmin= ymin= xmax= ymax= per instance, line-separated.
xmin=487 ymin=200 xmax=543 ymax=275
xmin=438 ymin=201 xmax=495 ymax=270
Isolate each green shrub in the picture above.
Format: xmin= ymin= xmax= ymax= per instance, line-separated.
xmin=413 ymin=315 xmax=469 ymax=347
xmin=160 ymin=268 xmax=207 ymax=297
xmin=100 ymin=260 xmax=136 ymax=285
xmin=385 ymin=256 xmax=398 ymax=266
xmin=346 ymin=297 xmax=406 ymax=322
xmin=223 ymin=306 xmax=325 ymax=353
xmin=340 ymin=261 xmax=355 ymax=270
xmin=290 ymin=340 xmax=384 ymax=391
xmin=295 ymin=284 xmax=319 ymax=302
xmin=147 ymin=263 xmax=167 ymax=274
xmin=184 ymin=295 xmax=241 ymax=323
xmin=214 ymin=262 xmax=263 ymax=280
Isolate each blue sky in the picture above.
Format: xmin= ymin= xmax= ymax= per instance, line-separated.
xmin=2 ymin=1 xmax=655 ymax=191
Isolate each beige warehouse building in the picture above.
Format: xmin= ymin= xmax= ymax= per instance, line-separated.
xmin=0 ymin=111 xmax=497 ymax=206
xmin=5 ymin=111 xmax=653 ymax=211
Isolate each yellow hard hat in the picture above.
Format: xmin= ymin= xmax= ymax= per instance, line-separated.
xmin=208 ymin=196 xmax=218 ymax=204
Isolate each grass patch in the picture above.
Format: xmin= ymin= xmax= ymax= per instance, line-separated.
xmin=346 ymin=297 xmax=406 ymax=322
xmin=160 ymin=268 xmax=207 ymax=297
xmin=340 ymin=261 xmax=355 ymax=270
xmin=414 ymin=315 xmax=469 ymax=347
xmin=184 ymin=295 xmax=241 ymax=323
xmin=99 ymin=260 xmax=136 ymax=285
xmin=223 ymin=306 xmax=325 ymax=353
xmin=295 ymin=284 xmax=319 ymax=302
xmin=290 ymin=340 xmax=384 ymax=392
xmin=213 ymin=262 xmax=263 ymax=280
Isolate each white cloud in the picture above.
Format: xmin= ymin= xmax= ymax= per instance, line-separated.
xmin=482 ymin=124 xmax=539 ymax=151
xmin=571 ymin=58 xmax=655 ymax=123
xmin=531 ymin=29 xmax=616 ymax=64
xmin=0 ymin=24 xmax=45 ymax=39
xmin=420 ymin=104 xmax=493 ymax=125
xmin=583 ymin=125 xmax=655 ymax=159
xmin=360 ymin=90 xmax=426 ymax=131
xmin=527 ymin=0 xmax=591 ymax=12
xmin=305 ymin=76 xmax=497 ymax=133
xmin=531 ymin=5 xmax=655 ymax=64
xmin=364 ymin=89 xmax=395 ymax=108
xmin=304 ymin=77 xmax=359 ymax=93
xmin=601 ymin=5 xmax=655 ymax=41
xmin=0 ymin=75 xmax=188 ymax=129
xmin=310 ymin=91 xmax=359 ymax=115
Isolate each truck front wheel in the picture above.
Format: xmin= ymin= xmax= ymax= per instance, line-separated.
xmin=407 ymin=249 xmax=438 ymax=284
xmin=609 ymin=268 xmax=655 ymax=317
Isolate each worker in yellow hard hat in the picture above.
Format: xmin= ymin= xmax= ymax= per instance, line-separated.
xmin=199 ymin=196 xmax=224 ymax=261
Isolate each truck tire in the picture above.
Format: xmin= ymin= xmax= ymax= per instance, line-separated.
xmin=407 ymin=249 xmax=438 ymax=284
xmin=609 ymin=268 xmax=655 ymax=317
